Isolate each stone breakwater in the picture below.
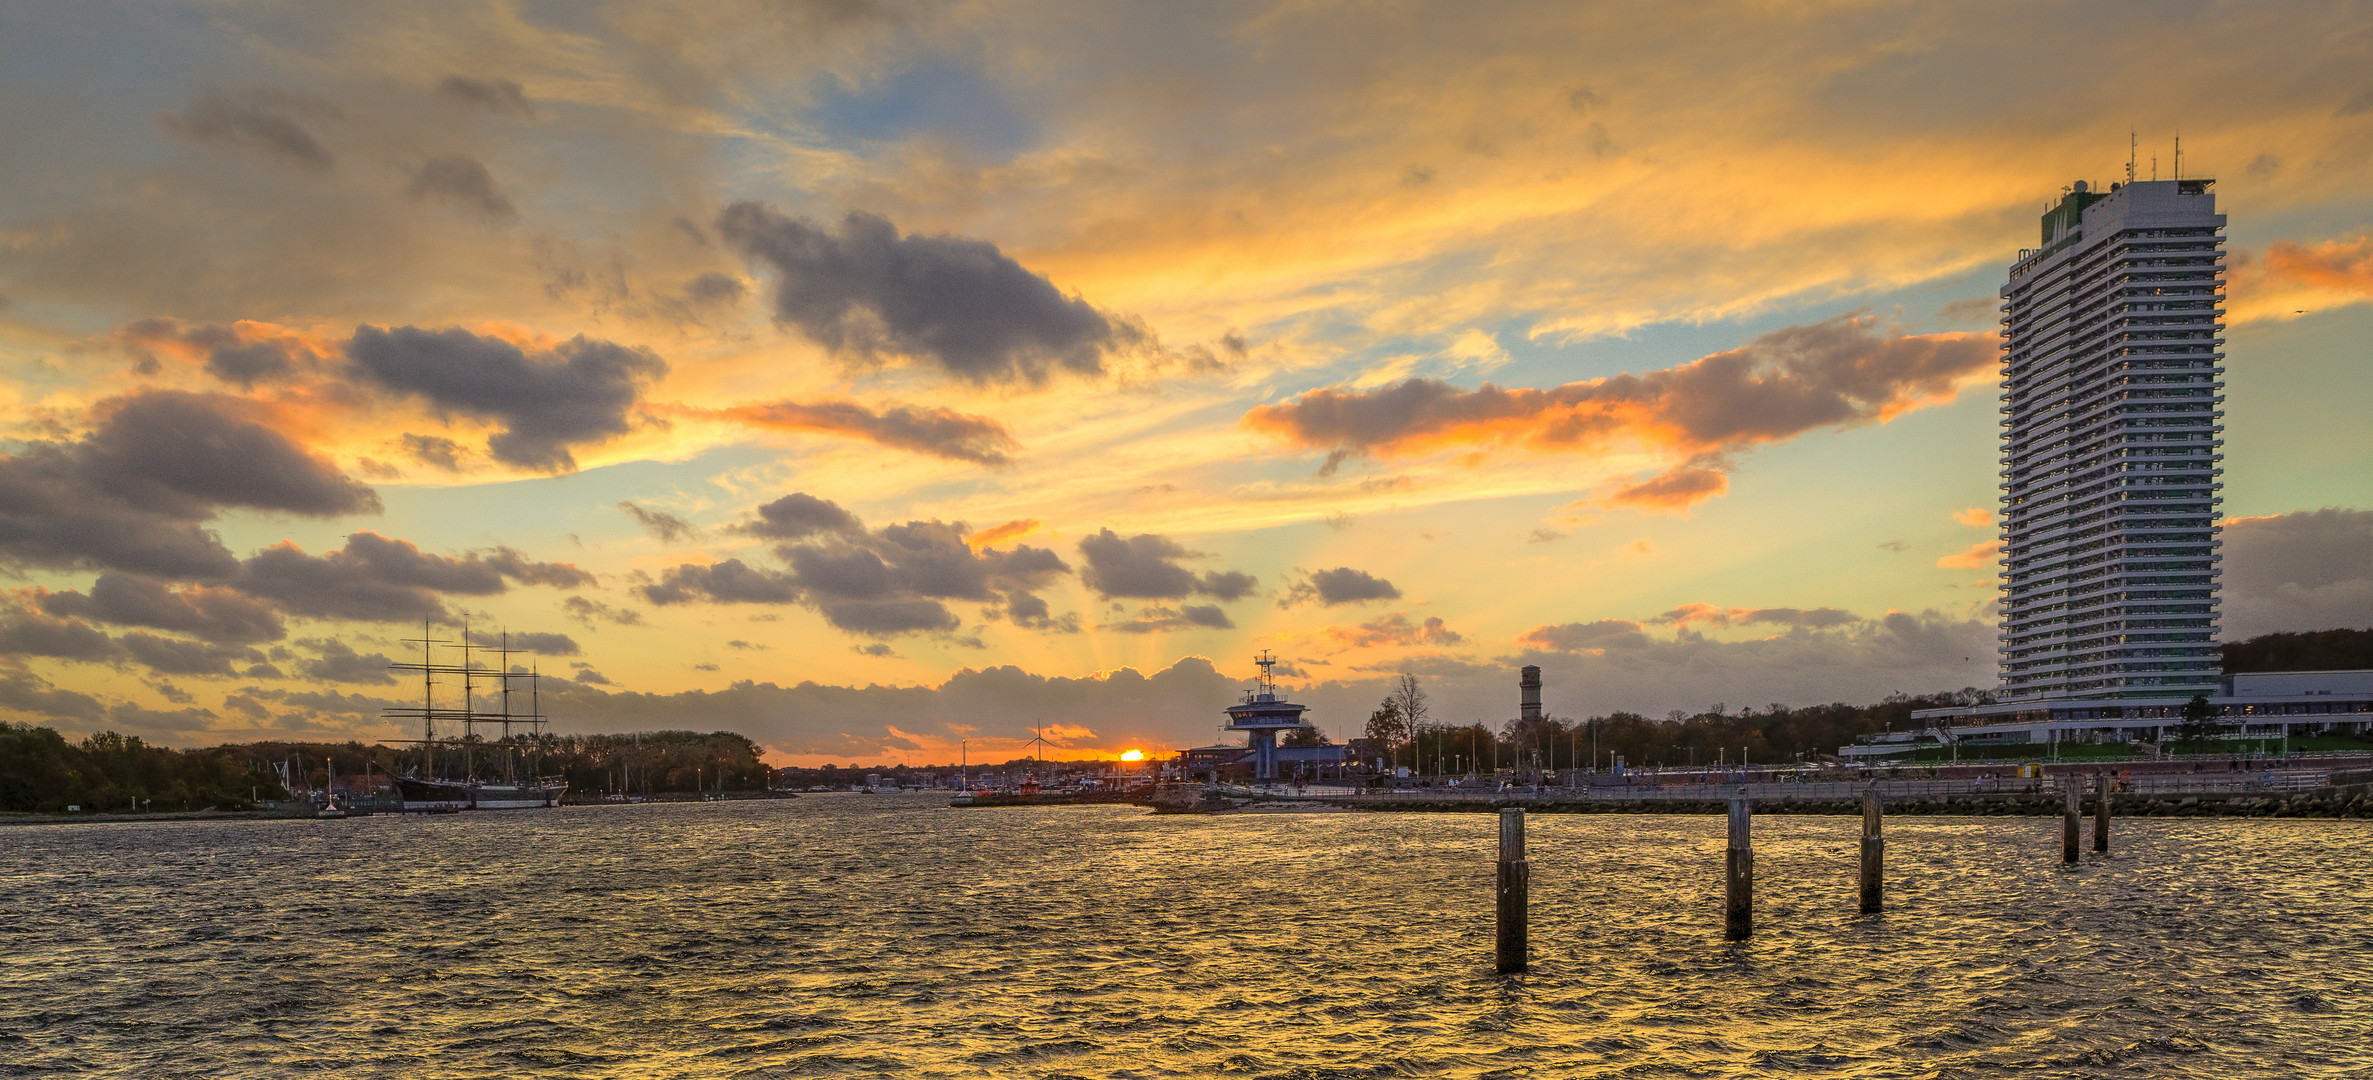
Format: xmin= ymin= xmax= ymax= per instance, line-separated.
xmin=1304 ymin=787 xmax=2373 ymax=819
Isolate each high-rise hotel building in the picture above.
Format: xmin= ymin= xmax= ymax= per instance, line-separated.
xmin=1996 ymin=177 xmax=2225 ymax=701
xmin=1870 ymin=172 xmax=2373 ymax=756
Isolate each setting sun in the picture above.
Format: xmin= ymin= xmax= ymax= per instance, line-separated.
xmin=1120 ymin=751 xmax=1145 ymax=762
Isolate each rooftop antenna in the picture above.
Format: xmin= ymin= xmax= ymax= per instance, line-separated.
xmin=2127 ymin=130 xmax=2137 ymax=184
xmin=2174 ymin=135 xmax=2182 ymax=182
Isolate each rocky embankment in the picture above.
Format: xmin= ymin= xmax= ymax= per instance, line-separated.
xmin=1335 ymin=787 xmax=2373 ymax=819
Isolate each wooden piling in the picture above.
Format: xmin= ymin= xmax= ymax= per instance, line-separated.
xmin=1496 ymin=807 xmax=1528 ymax=973
xmin=2093 ymin=769 xmax=2111 ymax=854
xmin=2062 ymin=776 xmax=2081 ymax=865
xmin=1725 ymin=792 xmax=1753 ymax=939
xmin=1858 ymin=785 xmax=1883 ymax=914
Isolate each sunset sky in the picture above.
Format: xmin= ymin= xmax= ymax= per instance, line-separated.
xmin=4 ymin=1 xmax=2372 ymax=764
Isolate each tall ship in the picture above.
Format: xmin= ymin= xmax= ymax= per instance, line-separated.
xmin=382 ymin=621 xmax=567 ymax=811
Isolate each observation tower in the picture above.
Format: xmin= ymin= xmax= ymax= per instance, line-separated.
xmin=1224 ymin=651 xmax=1310 ymax=781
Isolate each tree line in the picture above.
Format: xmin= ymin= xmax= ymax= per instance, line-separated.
xmin=0 ymin=723 xmax=770 ymax=813
xmin=1348 ymin=673 xmax=1991 ymax=775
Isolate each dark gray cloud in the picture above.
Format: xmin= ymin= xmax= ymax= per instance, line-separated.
xmin=1516 ymin=619 xmax=1653 ymax=653
xmin=739 ymin=492 xmax=864 ymax=540
xmin=0 ymin=390 xmax=378 ymax=580
xmin=1649 ymin=604 xmax=1861 ymax=629
xmin=715 ymin=203 xmax=1137 ymax=385
xmin=346 ymin=325 xmax=667 ymax=472
xmin=481 ymin=547 xmax=596 ymax=589
xmin=238 ymin=532 xmax=590 ymax=622
xmin=114 ymin=318 xmax=316 ymax=387
xmin=1108 ymin=604 xmax=1234 ymax=633
xmin=640 ymin=559 xmax=801 ymax=606
xmin=293 ymin=638 xmax=398 ymax=684
xmin=1484 ymin=610 xmax=1999 ymax=720
xmin=83 ymin=391 xmax=381 ymax=519
xmin=36 ymin=574 xmax=285 ymax=645
xmin=465 ymin=629 xmax=582 ymax=656
xmin=563 ymin=596 xmax=643 ymax=627
xmin=1317 ymin=611 xmax=1463 ymax=650
xmin=407 ymin=155 xmax=518 ymax=222
xmin=725 ymin=399 xmax=1019 ymax=465
xmin=1077 ymin=529 xmax=1257 ymax=602
xmin=435 ymin=75 xmax=534 ymax=117
xmin=646 ymin=494 xmax=1074 ymax=638
xmin=119 ymin=632 xmax=260 ymax=677
xmin=0 ymin=609 xmax=119 ymax=661
xmin=1281 ymin=566 xmax=1402 ymax=608
xmin=2223 ymin=508 xmax=2373 ymax=638
xmin=400 ymin=433 xmax=471 ymax=471
xmin=523 ymin=655 xmax=1243 ymax=760
xmin=164 ymin=91 xmax=335 ymax=172
xmin=1246 ymin=315 xmax=1993 ymax=501
xmin=685 ymin=271 xmax=746 ymax=305
xmin=0 ymin=671 xmax=105 ymax=722
xmin=619 ymin=501 xmax=700 ymax=543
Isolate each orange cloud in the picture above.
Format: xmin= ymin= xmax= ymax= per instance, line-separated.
xmin=1937 ymin=540 xmax=2001 ymax=569
xmin=2262 ymin=236 xmax=2373 ymax=296
xmin=1606 ymin=465 xmax=1728 ymax=512
xmin=1952 ymin=507 xmax=1992 ymax=527
xmin=1244 ymin=315 xmax=1994 ymax=506
xmin=1309 ymin=611 xmax=1464 ymax=651
xmin=966 ymin=518 xmax=1042 ymax=552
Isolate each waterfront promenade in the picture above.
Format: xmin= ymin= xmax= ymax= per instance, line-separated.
xmin=1193 ymin=755 xmax=2373 ymax=816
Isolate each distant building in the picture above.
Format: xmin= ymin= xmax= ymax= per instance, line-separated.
xmin=1997 ymin=176 xmax=2226 ymax=701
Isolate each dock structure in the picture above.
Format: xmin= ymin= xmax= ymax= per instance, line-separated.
xmin=1859 ymin=786 xmax=1884 ymax=914
xmin=1725 ymin=792 xmax=1753 ymax=939
xmin=1496 ymin=808 xmax=1528 ymax=973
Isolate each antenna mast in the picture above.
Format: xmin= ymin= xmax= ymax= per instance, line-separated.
xmin=2127 ymin=131 xmax=2137 ymax=184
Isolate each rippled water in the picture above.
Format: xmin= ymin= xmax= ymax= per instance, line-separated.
xmin=4 ymin=795 xmax=2370 ymax=1078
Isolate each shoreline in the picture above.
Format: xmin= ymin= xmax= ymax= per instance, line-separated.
xmin=1183 ymin=786 xmax=2373 ymax=819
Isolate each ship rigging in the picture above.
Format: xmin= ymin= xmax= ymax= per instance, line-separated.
xmin=380 ymin=619 xmax=566 ymax=811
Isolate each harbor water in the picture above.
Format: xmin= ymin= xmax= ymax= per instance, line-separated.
xmin=4 ymin=794 xmax=2370 ymax=1078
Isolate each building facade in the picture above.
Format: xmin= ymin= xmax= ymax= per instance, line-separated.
xmin=1997 ymin=177 xmax=2226 ymax=701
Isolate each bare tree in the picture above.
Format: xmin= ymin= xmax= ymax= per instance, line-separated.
xmin=1390 ymin=673 xmax=1429 ymax=767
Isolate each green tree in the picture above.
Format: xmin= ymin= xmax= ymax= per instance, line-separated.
xmin=2174 ymin=694 xmax=2219 ymax=750
xmin=1363 ymin=698 xmax=1402 ymax=767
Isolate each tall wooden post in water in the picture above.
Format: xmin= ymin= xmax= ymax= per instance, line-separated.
xmin=2062 ymin=776 xmax=2082 ymax=865
xmin=2093 ymin=769 xmax=2111 ymax=854
xmin=1496 ymin=807 xmax=1528 ymax=973
xmin=1726 ymin=792 xmax=1753 ymax=939
xmin=1859 ymin=785 xmax=1884 ymax=914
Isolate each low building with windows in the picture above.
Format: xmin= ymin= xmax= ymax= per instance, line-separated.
xmin=1851 ymin=670 xmax=2373 ymax=758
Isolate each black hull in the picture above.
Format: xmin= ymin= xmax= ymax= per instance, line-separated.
xmin=396 ymin=776 xmax=565 ymax=810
